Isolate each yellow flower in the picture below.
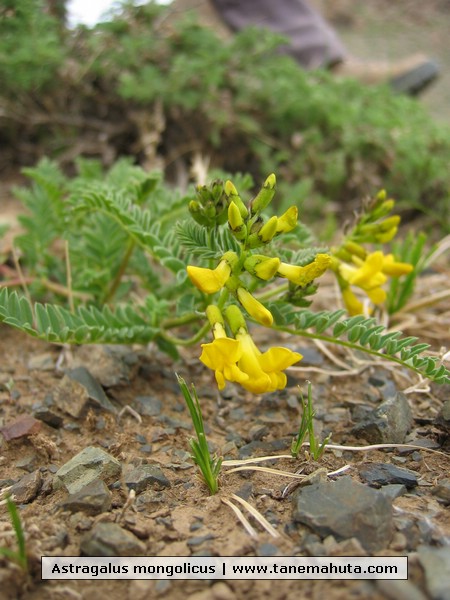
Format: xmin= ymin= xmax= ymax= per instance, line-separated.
xmin=380 ymin=254 xmax=414 ymax=277
xmin=341 ymin=286 xmax=364 ymax=316
xmin=235 ymin=329 xmax=302 ymax=394
xmin=200 ymin=337 xmax=249 ymax=390
xmin=277 ymin=253 xmax=331 ymax=286
xmin=276 ymin=206 xmax=298 ymax=234
xmin=187 ymin=260 xmax=231 ymax=294
xmin=339 ymin=251 xmax=387 ymax=305
xmin=237 ymin=287 xmax=273 ymax=326
xmin=337 ymin=250 xmax=412 ymax=314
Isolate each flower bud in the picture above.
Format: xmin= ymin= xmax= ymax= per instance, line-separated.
xmin=237 ymin=287 xmax=273 ymax=326
xmin=224 ymin=304 xmax=247 ymax=334
xmin=244 ymin=255 xmax=281 ymax=280
xmin=228 ymin=201 xmax=247 ymax=240
xmin=378 ymin=215 xmax=401 ymax=232
xmin=343 ymin=241 xmax=366 ymax=259
xmin=258 ymin=216 xmax=278 ymax=243
xmin=374 ymin=228 xmax=398 ymax=243
xmin=225 ymin=180 xmax=249 ymax=218
xmin=250 ymin=173 xmax=276 ymax=214
xmin=206 ymin=304 xmax=225 ymax=327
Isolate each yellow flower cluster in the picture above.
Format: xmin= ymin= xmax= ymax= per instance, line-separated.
xmin=331 ymin=191 xmax=414 ymax=315
xmin=187 ymin=174 xmax=331 ymax=327
xmin=200 ymin=306 xmax=302 ymax=394
xmin=185 ymin=174 xmax=332 ymax=393
xmin=334 ymin=250 xmax=413 ymax=315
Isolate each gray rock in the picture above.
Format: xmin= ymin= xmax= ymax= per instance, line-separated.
xmin=376 ymin=580 xmax=428 ymax=600
xmin=80 ymin=522 xmax=145 ymax=556
xmin=394 ymin=516 xmax=423 ymax=550
xmin=60 ymin=479 xmax=112 ymax=515
xmin=256 ymin=543 xmax=280 ymax=556
xmin=359 ymin=463 xmax=418 ymax=488
xmin=379 ymin=484 xmax=407 ymax=500
xmin=33 ymin=405 xmax=63 ymax=428
xmin=69 ymin=345 xmax=139 ymax=387
xmin=132 ymin=395 xmax=162 ymax=417
xmin=292 ymin=476 xmax=393 ymax=552
xmin=124 ymin=464 xmax=170 ymax=493
xmin=418 ymin=545 xmax=450 ymax=600
xmin=15 ymin=453 xmax=37 ymax=472
xmin=432 ymin=478 xmax=450 ymax=505
xmin=53 ymin=367 xmax=116 ymax=418
xmin=53 ymin=446 xmax=121 ymax=494
xmin=10 ymin=470 xmax=42 ymax=503
xmin=352 ymin=392 xmax=413 ymax=443
xmin=367 ymin=372 xmax=397 ymax=400
xmin=436 ymin=399 xmax=450 ymax=432
xmin=187 ymin=534 xmax=215 ymax=547
xmin=238 ymin=440 xmax=280 ymax=459
xmin=246 ymin=424 xmax=269 ymax=441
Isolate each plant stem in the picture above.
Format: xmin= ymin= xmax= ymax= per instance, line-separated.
xmin=161 ymin=312 xmax=202 ymax=329
xmin=104 ymin=239 xmax=135 ymax=304
xmin=254 ymin=282 xmax=289 ymax=302
xmin=271 ymin=323 xmax=435 ymax=381
xmin=160 ymin=321 xmax=210 ymax=347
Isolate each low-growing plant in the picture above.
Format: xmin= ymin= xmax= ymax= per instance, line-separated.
xmin=0 ymin=496 xmax=28 ymax=571
xmin=177 ymin=375 xmax=222 ymax=494
xmin=1 ymin=2 xmax=450 ymax=228
xmin=0 ymin=160 xmax=448 ymax=391
xmin=291 ymin=382 xmax=330 ymax=460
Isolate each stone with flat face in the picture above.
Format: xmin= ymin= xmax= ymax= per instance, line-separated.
xmin=292 ymin=476 xmax=393 ymax=553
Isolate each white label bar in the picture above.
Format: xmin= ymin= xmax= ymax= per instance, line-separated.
xmin=42 ymin=556 xmax=408 ymax=580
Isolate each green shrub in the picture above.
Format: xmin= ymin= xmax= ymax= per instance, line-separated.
xmin=1 ymin=1 xmax=449 ymax=228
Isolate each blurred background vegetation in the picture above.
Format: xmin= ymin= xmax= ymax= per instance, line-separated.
xmin=1 ymin=0 xmax=449 ymax=233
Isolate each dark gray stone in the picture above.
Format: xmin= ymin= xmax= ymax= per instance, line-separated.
xmin=394 ymin=517 xmax=423 ymax=550
xmin=436 ymin=399 xmax=450 ymax=432
xmin=61 ymin=479 xmax=112 ymax=515
xmin=54 ymin=367 xmax=116 ymax=418
xmin=14 ymin=453 xmax=37 ymax=472
xmin=351 ymin=392 xmax=413 ymax=443
xmin=398 ymin=438 xmax=441 ymax=453
xmin=246 ymin=423 xmax=269 ymax=441
xmin=132 ymin=395 xmax=162 ymax=417
xmin=124 ymin=464 xmax=170 ymax=493
xmin=10 ymin=470 xmax=42 ymax=503
xmin=418 ymin=545 xmax=450 ymax=600
xmin=70 ymin=345 xmax=139 ymax=387
xmin=54 ymin=446 xmax=122 ymax=494
xmin=292 ymin=476 xmax=393 ymax=552
xmin=68 ymin=367 xmax=116 ymax=412
xmin=238 ymin=440 xmax=280 ymax=459
xmin=80 ymin=522 xmax=145 ymax=556
xmin=33 ymin=405 xmax=63 ymax=428
xmin=367 ymin=372 xmax=397 ymax=400
xmin=379 ymin=484 xmax=408 ymax=500
xmin=257 ymin=543 xmax=281 ymax=556
xmin=376 ymin=580 xmax=428 ymax=600
xmin=187 ymin=534 xmax=215 ymax=547
xmin=234 ymin=482 xmax=253 ymax=501
xmin=432 ymin=478 xmax=450 ymax=505
xmin=359 ymin=463 xmax=418 ymax=489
